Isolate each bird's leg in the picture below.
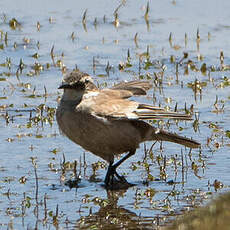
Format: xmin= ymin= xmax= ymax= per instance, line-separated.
xmin=112 ymin=149 xmax=136 ymax=169
xmin=104 ymin=149 xmax=136 ymax=186
xmin=104 ymin=162 xmax=114 ymax=186
xmin=104 ymin=164 xmax=125 ymax=186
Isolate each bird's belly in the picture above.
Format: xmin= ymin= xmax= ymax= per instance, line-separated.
xmin=56 ymin=109 xmax=141 ymax=162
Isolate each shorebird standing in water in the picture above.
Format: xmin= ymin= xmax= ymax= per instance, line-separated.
xmin=56 ymin=69 xmax=200 ymax=188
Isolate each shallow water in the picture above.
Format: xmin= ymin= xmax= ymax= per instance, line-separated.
xmin=1 ymin=0 xmax=230 ymax=229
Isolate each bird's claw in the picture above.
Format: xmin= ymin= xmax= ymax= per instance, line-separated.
xmin=104 ymin=165 xmax=132 ymax=190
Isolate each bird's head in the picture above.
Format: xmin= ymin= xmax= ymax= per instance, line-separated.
xmin=58 ymin=69 xmax=97 ymax=102
xmin=59 ymin=69 xmax=97 ymax=91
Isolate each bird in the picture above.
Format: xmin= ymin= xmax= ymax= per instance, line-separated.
xmin=56 ymin=69 xmax=200 ymax=187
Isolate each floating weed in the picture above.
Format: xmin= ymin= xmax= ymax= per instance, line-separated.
xmin=0 ymin=57 xmax=11 ymax=69
xmin=92 ymin=161 xmax=106 ymax=171
xmin=50 ymin=148 xmax=60 ymax=155
xmin=144 ymin=2 xmax=150 ymax=30
xmin=143 ymin=60 xmax=153 ymax=70
xmin=0 ymin=29 xmax=4 ymax=39
xmin=144 ymin=188 xmax=156 ymax=201
xmin=90 ymin=161 xmax=106 ymax=182
xmin=169 ymin=32 xmax=173 ymax=48
xmin=138 ymin=45 xmax=150 ymax=60
xmin=32 ymin=52 xmax=40 ymax=59
xmin=220 ymin=50 xmax=224 ymax=65
xmin=184 ymin=33 xmax=188 ymax=47
xmin=93 ymin=17 xmax=98 ymax=30
xmin=113 ymin=12 xmax=119 ymax=28
xmin=193 ymin=112 xmax=200 ymax=133
xmin=70 ymin=31 xmax=75 ymax=41
xmin=32 ymin=62 xmax=44 ymax=73
xmin=187 ymin=79 xmax=207 ymax=101
xmin=9 ymin=18 xmax=21 ymax=30
xmin=134 ymin=32 xmax=138 ymax=48
xmin=200 ymin=63 xmax=207 ymax=75
xmin=19 ymin=176 xmax=27 ymax=184
xmin=0 ymin=96 xmax=7 ymax=100
xmin=56 ymin=59 xmax=64 ymax=68
xmin=225 ymin=130 xmax=230 ymax=138
xmin=196 ymin=28 xmax=200 ymax=51
xmin=212 ymin=95 xmax=224 ymax=113
xmin=144 ymin=2 xmax=149 ymax=19
xmin=213 ymin=179 xmax=224 ymax=191
xmin=82 ymin=9 xmax=88 ymax=32
xmin=217 ymin=76 xmax=230 ymax=88
xmin=60 ymin=158 xmax=82 ymax=188
xmin=118 ymin=61 xmax=132 ymax=71
xmin=23 ymin=37 xmax=31 ymax=45
xmin=2 ymin=176 xmax=16 ymax=183
xmin=197 ymin=53 xmax=204 ymax=61
xmin=36 ymin=21 xmax=41 ymax=31
xmin=170 ymin=55 xmax=176 ymax=63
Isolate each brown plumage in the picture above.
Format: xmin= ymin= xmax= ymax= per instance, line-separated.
xmin=56 ymin=69 xmax=200 ymax=187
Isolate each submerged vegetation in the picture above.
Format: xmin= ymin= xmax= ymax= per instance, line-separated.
xmin=0 ymin=0 xmax=230 ymax=229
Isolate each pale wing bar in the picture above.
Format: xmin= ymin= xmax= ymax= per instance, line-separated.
xmin=136 ymin=104 xmax=192 ymax=120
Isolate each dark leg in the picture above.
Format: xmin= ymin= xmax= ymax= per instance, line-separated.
xmin=104 ymin=149 xmax=136 ymax=186
xmin=104 ymin=162 xmax=113 ymax=186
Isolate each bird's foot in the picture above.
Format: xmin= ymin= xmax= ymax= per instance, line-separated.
xmin=104 ymin=164 xmax=116 ymax=186
xmin=104 ymin=164 xmax=133 ymax=190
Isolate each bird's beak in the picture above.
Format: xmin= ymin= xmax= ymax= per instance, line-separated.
xmin=58 ymin=83 xmax=71 ymax=89
xmin=58 ymin=85 xmax=64 ymax=89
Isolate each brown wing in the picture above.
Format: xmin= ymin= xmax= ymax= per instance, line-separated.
xmin=77 ymin=91 xmax=139 ymax=118
xmin=135 ymin=104 xmax=192 ymax=120
xmin=101 ymin=89 xmax=134 ymax=99
xmin=110 ymin=81 xmax=191 ymax=120
xmin=77 ymin=91 xmax=192 ymax=121
xmin=111 ymin=80 xmax=152 ymax=97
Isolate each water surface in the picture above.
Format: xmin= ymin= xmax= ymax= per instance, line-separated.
xmin=0 ymin=0 xmax=230 ymax=229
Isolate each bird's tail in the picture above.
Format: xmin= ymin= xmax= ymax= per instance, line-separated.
xmin=153 ymin=129 xmax=200 ymax=148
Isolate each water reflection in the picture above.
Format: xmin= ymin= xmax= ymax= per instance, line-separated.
xmin=75 ymin=189 xmax=156 ymax=230
xmin=1 ymin=0 xmax=230 ymax=229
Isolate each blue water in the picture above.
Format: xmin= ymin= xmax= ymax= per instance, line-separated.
xmin=0 ymin=0 xmax=230 ymax=229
